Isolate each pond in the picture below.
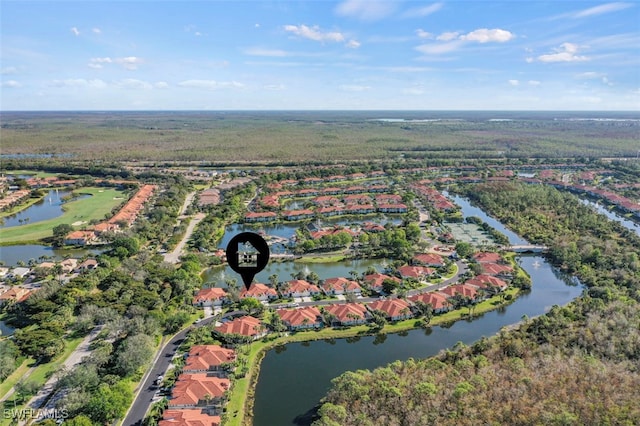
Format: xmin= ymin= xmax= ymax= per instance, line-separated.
xmin=1 ymin=189 xmax=75 ymax=228
xmin=0 ymin=319 xmax=15 ymax=337
xmin=0 ymin=245 xmax=103 ymax=267
xmin=251 ymin=195 xmax=582 ymax=425
xmin=202 ymin=258 xmax=389 ymax=287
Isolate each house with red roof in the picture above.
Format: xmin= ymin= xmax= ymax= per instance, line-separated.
xmin=193 ymin=288 xmax=228 ymax=307
xmin=473 ymin=252 xmax=503 ymax=263
xmin=408 ymin=292 xmax=451 ymax=313
xmin=63 ymin=230 xmax=97 ymax=246
xmin=377 ymin=203 xmax=408 ymax=213
xmin=465 ymin=274 xmax=508 ymax=292
xmin=321 ymin=277 xmax=362 ymax=296
xmin=324 ymin=303 xmax=369 ymax=326
xmin=183 ymin=345 xmax=236 ymax=374
xmin=362 ymin=273 xmax=401 ymax=294
xmin=244 ymin=211 xmax=277 ymax=222
xmin=168 ymin=374 xmax=230 ymax=408
xmin=397 ymin=265 xmax=434 ymax=280
xmin=276 ymin=306 xmax=323 ymax=331
xmin=480 ymin=263 xmax=514 ymax=277
xmin=214 ymin=316 xmax=266 ymax=340
xmin=283 ymin=209 xmax=314 ymax=221
xmin=281 ymin=280 xmax=321 ymax=298
xmin=239 ymin=283 xmax=277 ymax=302
xmin=159 ymin=409 xmax=220 ymax=426
xmin=441 ymin=284 xmax=479 ymax=300
xmin=367 ymin=298 xmax=413 ymax=321
xmin=0 ymin=286 xmax=32 ymax=305
xmin=412 ymin=253 xmax=446 ymax=268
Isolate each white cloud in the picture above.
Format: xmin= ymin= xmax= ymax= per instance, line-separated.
xmin=402 ymin=85 xmax=426 ymax=95
xmin=460 ymin=28 xmax=514 ymax=43
xmin=92 ymin=28 xmax=101 ymax=34
xmin=70 ymin=27 xmax=80 ymax=36
xmin=178 ymin=80 xmax=245 ymax=90
xmin=114 ymin=79 xmax=153 ymax=89
xmin=335 ymin=0 xmax=397 ymax=21
xmin=576 ymin=72 xmax=604 ymax=79
xmin=88 ymin=57 xmax=113 ymax=69
xmin=537 ymin=43 xmax=589 ymax=63
xmin=528 ymin=80 xmax=541 ymax=86
xmin=284 ymin=24 xmax=345 ymax=43
xmin=574 ymin=2 xmax=633 ymax=18
xmin=2 ymin=80 xmax=21 ymax=88
xmin=509 ymin=79 xmax=520 ymax=86
xmin=51 ymin=79 xmax=107 ymax=88
xmin=245 ymin=48 xmax=289 ymax=57
xmin=346 ymin=39 xmax=361 ymax=49
xmin=416 ymin=29 xmax=432 ymax=39
xmin=437 ymin=32 xmax=459 ymax=41
xmin=115 ymin=56 xmax=143 ymax=70
xmin=403 ymin=3 xmax=444 ymax=18
xmin=155 ymin=82 xmax=169 ymax=89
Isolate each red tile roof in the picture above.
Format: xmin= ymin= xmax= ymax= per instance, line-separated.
xmin=473 ymin=252 xmax=502 ymax=263
xmin=480 ymin=263 xmax=514 ymax=276
xmin=159 ymin=409 xmax=221 ymax=426
xmin=285 ymin=279 xmax=321 ymax=294
xmin=239 ymin=283 xmax=277 ymax=299
xmin=413 ymin=253 xmax=445 ymax=267
xmin=441 ymin=284 xmax=479 ymax=299
xmin=397 ymin=265 xmax=434 ymax=279
xmin=465 ymin=274 xmax=508 ymax=290
xmin=368 ymin=298 xmax=412 ymax=318
xmin=215 ymin=316 xmax=263 ymax=337
xmin=169 ymin=374 xmax=230 ymax=407
xmin=193 ymin=288 xmax=228 ymax=304
xmin=324 ymin=303 xmax=368 ymax=323
xmin=408 ymin=292 xmax=450 ymax=311
xmin=363 ymin=273 xmax=400 ymax=289
xmin=184 ymin=345 xmax=236 ymax=372
xmin=276 ymin=306 xmax=322 ymax=327
xmin=321 ymin=277 xmax=362 ymax=293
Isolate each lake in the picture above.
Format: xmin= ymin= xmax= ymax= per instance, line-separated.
xmin=1 ymin=189 xmax=76 ymax=228
xmin=251 ymin=195 xmax=582 ymax=425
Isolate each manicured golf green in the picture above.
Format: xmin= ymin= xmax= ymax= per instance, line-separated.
xmin=0 ymin=187 xmax=128 ymax=245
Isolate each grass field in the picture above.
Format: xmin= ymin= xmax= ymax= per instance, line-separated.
xmin=0 ymin=187 xmax=127 ymax=245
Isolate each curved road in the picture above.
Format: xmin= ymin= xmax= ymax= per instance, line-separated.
xmin=122 ymin=311 xmax=245 ymax=426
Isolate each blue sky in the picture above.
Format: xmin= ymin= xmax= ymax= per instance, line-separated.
xmin=1 ymin=0 xmax=639 ymax=110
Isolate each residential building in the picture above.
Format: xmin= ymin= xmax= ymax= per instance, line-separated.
xmin=239 ymin=283 xmax=277 ymax=301
xmin=159 ymin=409 xmax=221 ymax=426
xmin=214 ymin=316 xmax=266 ymax=340
xmin=367 ymin=298 xmax=413 ymax=321
xmin=276 ymin=306 xmax=323 ymax=331
xmin=183 ymin=345 xmax=236 ymax=374
xmin=321 ymin=277 xmax=362 ymax=296
xmin=168 ymin=374 xmax=231 ymax=408
xmin=324 ymin=303 xmax=368 ymax=326
xmin=193 ymin=288 xmax=228 ymax=307
xmin=281 ymin=280 xmax=321 ymax=298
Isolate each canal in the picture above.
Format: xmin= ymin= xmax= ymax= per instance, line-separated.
xmin=251 ymin=195 xmax=583 ymax=426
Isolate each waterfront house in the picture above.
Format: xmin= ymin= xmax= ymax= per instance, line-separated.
xmin=479 ymin=262 xmax=514 ymax=277
xmin=283 ymin=209 xmax=314 ymax=221
xmin=324 ymin=303 xmax=369 ymax=326
xmin=465 ymin=274 xmax=508 ymax=293
xmin=214 ymin=316 xmax=266 ymax=340
xmin=441 ymin=284 xmax=479 ymax=300
xmin=193 ymin=288 xmax=228 ymax=307
xmin=63 ymin=230 xmax=97 ymax=246
xmin=321 ymin=277 xmax=362 ymax=296
xmin=472 ymin=252 xmax=503 ymax=263
xmin=159 ymin=409 xmax=221 ymax=426
xmin=183 ymin=345 xmax=236 ymax=374
xmin=244 ymin=211 xmax=277 ymax=222
xmin=0 ymin=286 xmax=32 ymax=305
xmin=408 ymin=292 xmax=451 ymax=313
xmin=362 ymin=273 xmax=401 ymax=294
xmin=168 ymin=374 xmax=230 ymax=408
xmin=276 ymin=306 xmax=323 ymax=331
xmin=239 ymin=283 xmax=277 ymax=302
xmin=367 ymin=298 xmax=413 ymax=321
xmin=281 ymin=280 xmax=321 ymax=298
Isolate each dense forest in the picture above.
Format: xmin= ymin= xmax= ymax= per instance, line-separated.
xmin=314 ymin=183 xmax=640 ymax=425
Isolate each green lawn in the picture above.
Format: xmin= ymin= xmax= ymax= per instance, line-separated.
xmin=0 ymin=187 xmax=127 ymax=245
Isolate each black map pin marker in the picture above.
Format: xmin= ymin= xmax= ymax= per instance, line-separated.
xmin=226 ymin=232 xmax=270 ymax=290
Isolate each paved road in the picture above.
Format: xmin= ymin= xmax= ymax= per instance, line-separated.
xmin=122 ymin=311 xmax=245 ymax=426
xmin=164 ymin=212 xmax=206 ymax=264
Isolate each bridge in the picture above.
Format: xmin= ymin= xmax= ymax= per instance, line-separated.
xmin=507 ymin=244 xmax=548 ymax=253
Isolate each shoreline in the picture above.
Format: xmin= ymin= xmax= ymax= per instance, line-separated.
xmin=225 ymin=286 xmax=521 ymax=426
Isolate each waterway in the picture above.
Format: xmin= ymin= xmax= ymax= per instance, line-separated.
xmin=0 ymin=320 xmax=15 ymax=337
xmin=578 ymin=198 xmax=640 ymax=236
xmin=1 ymin=190 xmax=75 ymax=228
xmin=251 ymin=195 xmax=582 ymax=425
